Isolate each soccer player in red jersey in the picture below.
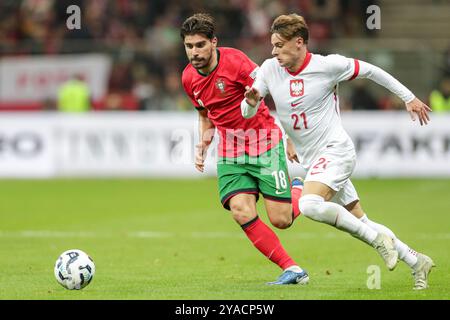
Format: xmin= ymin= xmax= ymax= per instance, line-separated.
xmin=180 ymin=13 xmax=307 ymax=285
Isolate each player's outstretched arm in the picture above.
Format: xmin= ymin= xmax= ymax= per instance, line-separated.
xmin=196 ymin=109 xmax=215 ymax=172
xmin=342 ymin=58 xmax=432 ymax=126
xmin=241 ymin=86 xmax=262 ymax=119
xmin=405 ymin=97 xmax=432 ymax=126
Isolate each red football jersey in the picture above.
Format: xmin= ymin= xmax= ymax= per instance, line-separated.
xmin=182 ymin=47 xmax=282 ymax=157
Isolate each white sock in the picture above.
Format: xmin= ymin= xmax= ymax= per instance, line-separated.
xmin=299 ymin=195 xmax=378 ymax=245
xmin=360 ymin=214 xmax=418 ymax=267
xmin=284 ymin=265 xmax=304 ymax=273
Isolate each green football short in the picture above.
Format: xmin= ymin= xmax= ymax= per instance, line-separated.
xmin=217 ymin=140 xmax=291 ymax=210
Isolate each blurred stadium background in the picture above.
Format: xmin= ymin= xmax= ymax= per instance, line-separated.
xmin=1 ymin=0 xmax=449 ymax=112
xmin=0 ymin=0 xmax=449 ymax=300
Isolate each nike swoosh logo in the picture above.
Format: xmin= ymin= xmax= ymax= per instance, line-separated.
xmin=291 ymin=101 xmax=301 ymax=107
xmin=310 ymin=172 xmax=322 ymax=175
xmin=275 ymin=190 xmax=287 ymax=195
xmin=194 ymin=91 xmax=200 ymax=96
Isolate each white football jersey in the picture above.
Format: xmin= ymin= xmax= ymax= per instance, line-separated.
xmin=249 ymin=52 xmax=414 ymax=169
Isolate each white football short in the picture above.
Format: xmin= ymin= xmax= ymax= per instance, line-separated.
xmin=304 ymin=146 xmax=359 ymax=206
xmin=331 ymin=179 xmax=359 ymax=206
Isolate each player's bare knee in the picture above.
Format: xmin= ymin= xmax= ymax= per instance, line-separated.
xmin=266 ymin=206 xmax=292 ymax=229
xmin=265 ymin=202 xmax=292 ymax=229
xmin=230 ymin=202 xmax=256 ymax=225
xmin=269 ymin=215 xmax=292 ymax=229
xmin=231 ymin=210 xmax=257 ymax=225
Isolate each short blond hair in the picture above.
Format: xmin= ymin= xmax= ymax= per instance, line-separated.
xmin=270 ymin=14 xmax=309 ymax=43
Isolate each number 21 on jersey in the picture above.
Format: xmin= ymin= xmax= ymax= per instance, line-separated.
xmin=291 ymin=112 xmax=308 ymax=130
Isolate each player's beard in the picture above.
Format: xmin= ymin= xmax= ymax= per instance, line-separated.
xmin=191 ymin=58 xmax=207 ymax=69
xmin=191 ymin=50 xmax=213 ymax=70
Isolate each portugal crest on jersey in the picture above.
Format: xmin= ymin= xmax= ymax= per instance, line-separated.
xmin=215 ymin=78 xmax=226 ymax=94
xmin=290 ymin=79 xmax=304 ymax=97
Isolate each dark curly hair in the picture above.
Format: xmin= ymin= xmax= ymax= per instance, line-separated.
xmin=180 ymin=13 xmax=216 ymax=40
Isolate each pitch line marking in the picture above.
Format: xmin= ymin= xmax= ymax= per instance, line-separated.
xmin=0 ymin=230 xmax=449 ymax=240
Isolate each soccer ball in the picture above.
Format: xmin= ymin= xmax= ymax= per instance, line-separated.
xmin=54 ymin=249 xmax=95 ymax=290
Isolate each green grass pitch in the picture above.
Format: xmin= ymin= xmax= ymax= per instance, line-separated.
xmin=0 ymin=178 xmax=448 ymax=300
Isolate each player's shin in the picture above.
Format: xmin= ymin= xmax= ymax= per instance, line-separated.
xmin=360 ymin=214 xmax=418 ymax=267
xmin=291 ymin=185 xmax=303 ymax=221
xmin=299 ymin=195 xmax=377 ymax=244
xmin=241 ymin=216 xmax=297 ymax=270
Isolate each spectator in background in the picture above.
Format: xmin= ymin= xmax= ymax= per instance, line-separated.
xmin=443 ymin=45 xmax=450 ymax=76
xmin=160 ymin=69 xmax=191 ymax=111
xmin=429 ymin=77 xmax=450 ymax=112
xmin=378 ymin=94 xmax=405 ymax=111
xmin=57 ymin=74 xmax=91 ymax=112
xmin=350 ymin=81 xmax=379 ymax=110
xmin=306 ymin=0 xmax=340 ymax=42
xmin=0 ymin=2 xmax=20 ymax=56
xmin=19 ymin=0 xmax=62 ymax=54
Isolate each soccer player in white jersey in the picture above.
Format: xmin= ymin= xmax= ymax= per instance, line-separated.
xmin=241 ymin=14 xmax=434 ymax=290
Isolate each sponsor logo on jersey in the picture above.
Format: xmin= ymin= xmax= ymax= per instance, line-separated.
xmin=290 ymin=79 xmax=304 ymax=97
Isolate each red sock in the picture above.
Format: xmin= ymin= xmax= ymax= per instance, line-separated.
xmin=291 ymin=185 xmax=303 ymax=221
xmin=242 ymin=217 xmax=296 ymax=270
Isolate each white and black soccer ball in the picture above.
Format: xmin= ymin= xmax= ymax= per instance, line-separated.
xmin=54 ymin=249 xmax=95 ymax=290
